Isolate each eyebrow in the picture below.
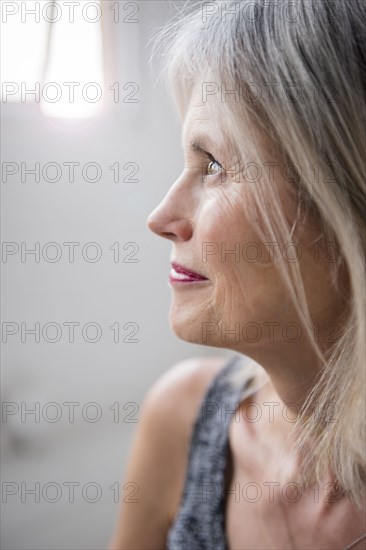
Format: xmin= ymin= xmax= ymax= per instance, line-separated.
xmin=185 ymin=129 xmax=237 ymax=162
xmin=186 ymin=134 xmax=216 ymax=156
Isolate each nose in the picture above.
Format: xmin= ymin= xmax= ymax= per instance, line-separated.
xmin=146 ymin=176 xmax=194 ymax=242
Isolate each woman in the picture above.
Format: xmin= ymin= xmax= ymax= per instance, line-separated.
xmin=110 ymin=1 xmax=366 ymax=548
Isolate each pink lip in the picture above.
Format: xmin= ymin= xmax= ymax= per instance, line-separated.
xmin=170 ymin=262 xmax=209 ymax=283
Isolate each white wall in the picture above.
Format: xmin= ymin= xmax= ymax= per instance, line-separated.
xmin=1 ymin=2 xmax=230 ymax=548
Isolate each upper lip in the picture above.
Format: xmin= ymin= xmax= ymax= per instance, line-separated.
xmin=171 ymin=262 xmax=209 ymax=280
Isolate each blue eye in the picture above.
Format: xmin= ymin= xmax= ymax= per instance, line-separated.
xmin=206 ymin=155 xmax=224 ymax=176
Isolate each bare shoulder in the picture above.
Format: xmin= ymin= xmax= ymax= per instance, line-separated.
xmin=109 ymin=355 xmax=230 ymax=550
xmin=146 ymin=354 xmax=231 ymax=414
xmin=143 ymin=354 xmax=232 ymax=512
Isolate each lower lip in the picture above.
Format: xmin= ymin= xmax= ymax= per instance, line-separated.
xmin=169 ymin=269 xmax=209 ymax=285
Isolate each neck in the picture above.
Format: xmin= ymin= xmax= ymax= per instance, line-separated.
xmin=241 ymin=339 xmax=323 ymax=418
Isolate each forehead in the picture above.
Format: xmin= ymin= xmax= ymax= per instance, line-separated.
xmin=181 ymin=84 xmax=277 ymax=165
xmin=182 ymin=88 xmax=211 ymax=144
xmin=181 ymin=85 xmax=229 ymax=154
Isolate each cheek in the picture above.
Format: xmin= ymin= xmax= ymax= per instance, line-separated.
xmin=196 ymin=196 xmax=253 ymax=287
xmin=196 ymin=191 xmax=263 ymax=273
xmin=196 ymin=192 xmax=295 ymax=319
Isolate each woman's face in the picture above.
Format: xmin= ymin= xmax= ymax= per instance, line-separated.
xmin=146 ymin=84 xmax=347 ymax=373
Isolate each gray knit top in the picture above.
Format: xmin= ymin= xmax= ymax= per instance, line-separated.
xmin=166 ymin=354 xmax=262 ymax=550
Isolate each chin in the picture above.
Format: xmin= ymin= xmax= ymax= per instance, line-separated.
xmin=169 ymin=315 xmax=199 ymax=344
xmin=169 ymin=309 xmax=207 ymax=345
xmin=168 ymin=311 xmax=225 ymax=349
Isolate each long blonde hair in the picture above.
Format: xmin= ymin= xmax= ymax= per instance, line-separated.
xmin=150 ymin=0 xmax=366 ymax=507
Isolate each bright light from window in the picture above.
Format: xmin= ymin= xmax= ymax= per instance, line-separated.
xmin=1 ymin=1 xmax=105 ymax=120
xmin=0 ymin=4 xmax=48 ymax=97
xmin=41 ymin=1 xmax=104 ymax=119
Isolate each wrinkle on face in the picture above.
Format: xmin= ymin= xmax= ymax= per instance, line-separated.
xmin=148 ymin=80 xmax=347 ymax=403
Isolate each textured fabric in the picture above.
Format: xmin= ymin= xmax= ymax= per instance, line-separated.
xmin=166 ymin=354 xmax=262 ymax=550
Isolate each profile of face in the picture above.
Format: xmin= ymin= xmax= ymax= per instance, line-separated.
xmin=146 ymin=83 xmax=348 ymax=375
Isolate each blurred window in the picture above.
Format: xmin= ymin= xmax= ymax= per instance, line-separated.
xmin=1 ymin=0 xmax=105 ymax=119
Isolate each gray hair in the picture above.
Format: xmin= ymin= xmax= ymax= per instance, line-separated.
xmin=150 ymin=0 xmax=366 ymax=508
